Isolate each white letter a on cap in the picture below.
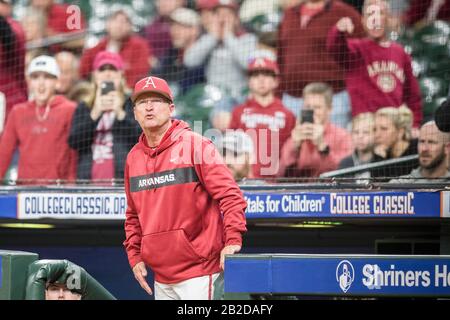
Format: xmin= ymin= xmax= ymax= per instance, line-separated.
xmin=143 ymin=77 xmax=156 ymax=89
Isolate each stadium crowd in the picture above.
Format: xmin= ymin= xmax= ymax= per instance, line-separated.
xmin=0 ymin=0 xmax=449 ymax=184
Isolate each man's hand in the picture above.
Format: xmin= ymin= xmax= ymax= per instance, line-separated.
xmin=310 ymin=123 xmax=325 ymax=149
xmin=291 ymin=123 xmax=314 ymax=148
xmin=132 ymin=262 xmax=153 ymax=295
xmin=220 ymin=245 xmax=241 ymax=270
xmin=336 ymin=17 xmax=354 ymax=34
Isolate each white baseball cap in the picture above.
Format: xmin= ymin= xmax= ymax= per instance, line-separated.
xmin=220 ymin=130 xmax=254 ymax=155
xmin=27 ymin=55 xmax=60 ymax=78
xmin=170 ymin=8 xmax=200 ymax=27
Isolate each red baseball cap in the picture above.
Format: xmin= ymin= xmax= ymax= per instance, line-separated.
xmin=196 ymin=0 xmax=219 ymax=10
xmin=248 ymin=57 xmax=280 ymax=76
xmin=93 ymin=51 xmax=124 ymax=71
xmin=132 ymin=76 xmax=174 ymax=103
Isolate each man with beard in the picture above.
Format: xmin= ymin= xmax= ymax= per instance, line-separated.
xmin=390 ymin=121 xmax=450 ymax=183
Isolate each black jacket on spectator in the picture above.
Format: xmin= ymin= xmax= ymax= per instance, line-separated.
xmin=68 ymin=98 xmax=141 ymax=180
xmin=370 ymin=139 xmax=419 ymax=180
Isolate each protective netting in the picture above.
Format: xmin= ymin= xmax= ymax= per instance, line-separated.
xmin=0 ymin=0 xmax=449 ymax=185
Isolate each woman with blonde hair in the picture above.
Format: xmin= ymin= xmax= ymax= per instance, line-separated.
xmin=68 ymin=51 xmax=141 ymax=182
xmin=371 ymin=105 xmax=418 ymax=178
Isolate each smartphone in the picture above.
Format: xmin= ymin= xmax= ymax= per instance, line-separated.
xmin=301 ymin=109 xmax=314 ymax=124
xmin=101 ymin=81 xmax=115 ymax=95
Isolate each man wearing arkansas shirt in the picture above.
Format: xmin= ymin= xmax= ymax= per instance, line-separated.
xmin=229 ymin=57 xmax=296 ymax=178
xmin=326 ymin=0 xmax=423 ymax=128
xmin=123 ymin=76 xmax=247 ymax=300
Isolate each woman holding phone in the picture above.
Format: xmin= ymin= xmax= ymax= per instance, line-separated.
xmin=68 ymin=51 xmax=141 ymax=182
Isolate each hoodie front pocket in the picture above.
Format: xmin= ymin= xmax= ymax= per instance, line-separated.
xmin=141 ymin=229 xmax=206 ymax=277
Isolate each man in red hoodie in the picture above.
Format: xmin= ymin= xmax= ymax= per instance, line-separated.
xmin=0 ymin=55 xmax=77 ymax=183
xmin=123 ymin=76 xmax=247 ymax=300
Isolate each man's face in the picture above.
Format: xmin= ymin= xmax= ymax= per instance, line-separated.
xmin=134 ymin=92 xmax=174 ymax=131
xmin=418 ymin=123 xmax=448 ymax=170
xmin=248 ymin=71 xmax=278 ymax=97
xmin=22 ymin=13 xmax=46 ymax=42
xmin=170 ymin=22 xmax=198 ymax=49
xmin=352 ymin=120 xmax=375 ymax=153
xmin=45 ymin=283 xmax=82 ymax=300
xmin=56 ymin=53 xmax=79 ymax=94
xmin=374 ymin=115 xmax=399 ymax=149
xmin=216 ymin=7 xmax=238 ymax=31
xmin=107 ymin=12 xmax=132 ymax=41
xmin=303 ymin=94 xmax=330 ymax=125
xmin=363 ymin=1 xmax=388 ymax=40
xmin=200 ymin=9 xmax=215 ymax=30
xmin=28 ymin=71 xmax=58 ymax=105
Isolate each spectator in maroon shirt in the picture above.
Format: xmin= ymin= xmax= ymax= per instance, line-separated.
xmin=327 ymin=0 xmax=423 ymax=128
xmin=144 ymin=0 xmax=185 ymax=67
xmin=277 ymin=0 xmax=365 ymax=129
xmin=80 ymin=9 xmax=152 ymax=88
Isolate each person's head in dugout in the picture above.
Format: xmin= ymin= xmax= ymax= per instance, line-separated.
xmin=132 ymin=76 xmax=175 ymax=134
xmin=45 ymin=282 xmax=82 ymax=300
xmin=218 ymin=130 xmax=255 ymax=181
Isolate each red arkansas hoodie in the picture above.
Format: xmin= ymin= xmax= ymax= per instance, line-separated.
xmin=0 ymin=95 xmax=77 ymax=182
xmin=123 ymin=119 xmax=247 ymax=284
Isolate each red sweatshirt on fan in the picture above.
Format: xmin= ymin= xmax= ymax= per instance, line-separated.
xmin=229 ymin=98 xmax=296 ymax=178
xmin=0 ymin=96 xmax=77 ymax=182
xmin=0 ymin=17 xmax=27 ymax=121
xmin=123 ymin=120 xmax=247 ymax=284
xmin=327 ymin=26 xmax=423 ymax=127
